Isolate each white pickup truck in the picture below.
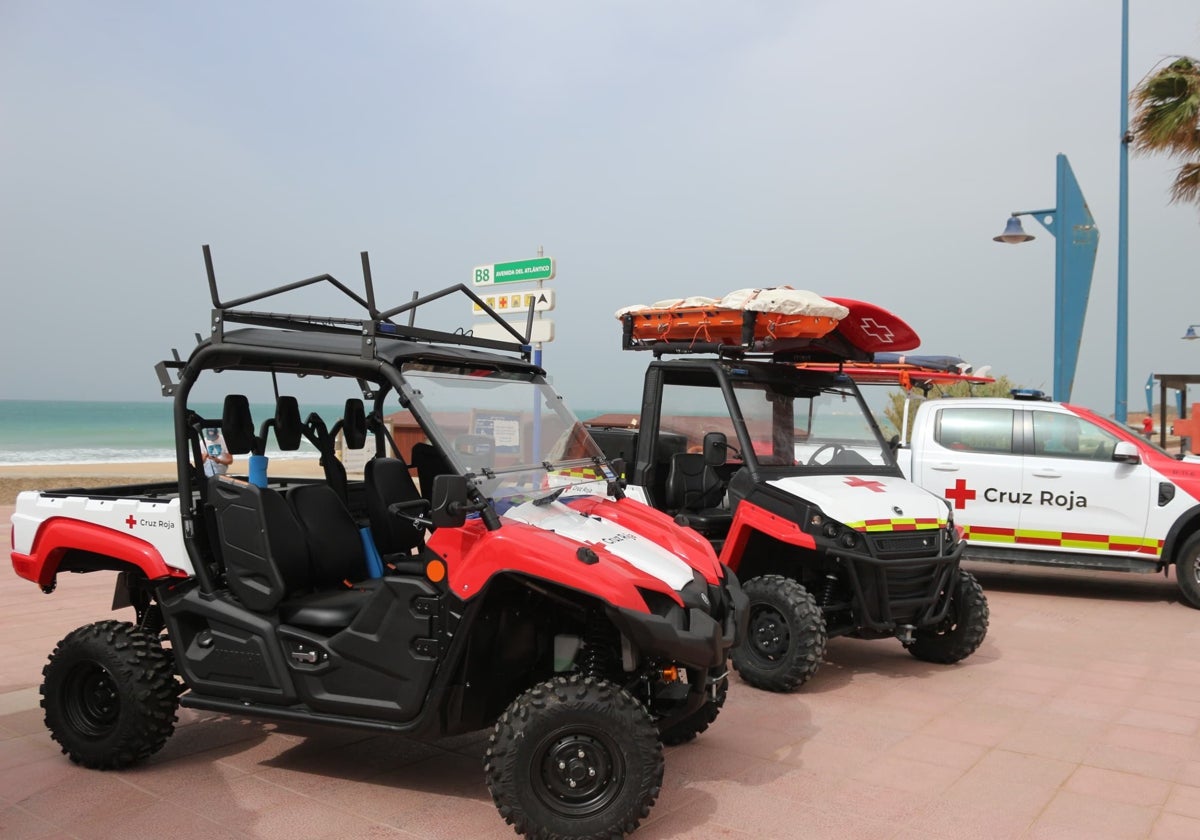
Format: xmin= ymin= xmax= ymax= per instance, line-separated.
xmin=894 ymin=394 xmax=1200 ymax=608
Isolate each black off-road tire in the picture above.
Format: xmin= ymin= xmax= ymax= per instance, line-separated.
xmin=484 ymin=675 xmax=663 ymax=840
xmin=731 ymin=575 xmax=827 ymax=692
xmin=908 ymin=569 xmax=990 ymax=664
xmin=1174 ymin=533 xmax=1200 ymax=609
xmin=658 ymin=671 xmax=728 ymax=746
xmin=41 ymin=620 xmax=179 ymax=769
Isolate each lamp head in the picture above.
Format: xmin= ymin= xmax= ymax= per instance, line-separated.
xmin=1183 ymin=325 xmax=1200 ymax=341
xmin=993 ymin=216 xmax=1035 ymax=244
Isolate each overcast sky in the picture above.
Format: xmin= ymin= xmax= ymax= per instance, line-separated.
xmin=2 ymin=1 xmax=1199 ymax=418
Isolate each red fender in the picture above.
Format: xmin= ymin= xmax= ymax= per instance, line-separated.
xmin=719 ymin=501 xmax=815 ymax=572
xmin=12 ymin=517 xmax=183 ymax=588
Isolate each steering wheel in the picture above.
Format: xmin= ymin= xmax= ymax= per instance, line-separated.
xmin=807 ymin=443 xmax=846 ymax=466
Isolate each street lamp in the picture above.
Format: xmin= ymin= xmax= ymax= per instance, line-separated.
xmin=1183 ymin=325 xmax=1200 ymax=341
xmin=993 ymin=153 xmax=1100 ymax=404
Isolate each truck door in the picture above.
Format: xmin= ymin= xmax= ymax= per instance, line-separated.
xmin=918 ymin=405 xmax=1022 ymax=544
xmin=1020 ymin=408 xmax=1151 ymax=555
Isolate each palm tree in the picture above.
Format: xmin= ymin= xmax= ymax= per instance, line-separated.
xmin=1130 ymin=56 xmax=1200 ymax=206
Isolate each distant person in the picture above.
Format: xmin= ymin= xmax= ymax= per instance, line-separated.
xmin=202 ymin=427 xmax=233 ymax=477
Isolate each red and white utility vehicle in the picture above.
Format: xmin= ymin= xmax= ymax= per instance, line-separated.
xmin=9 ymin=247 xmax=746 ymax=839
xmin=587 ymin=290 xmax=989 ymax=692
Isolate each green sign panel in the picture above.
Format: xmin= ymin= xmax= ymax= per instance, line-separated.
xmin=472 ymin=257 xmax=556 ymax=286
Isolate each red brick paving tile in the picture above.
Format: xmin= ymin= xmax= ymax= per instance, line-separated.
xmin=886 ymin=733 xmax=988 ymax=771
xmin=713 ymin=760 xmax=840 ymax=807
xmin=1046 ymin=696 xmax=1125 ymax=722
xmin=985 ymin=687 xmax=1048 ymax=711
xmin=1164 ymin=783 xmax=1200 ymax=819
xmin=1032 ymin=790 xmax=1159 ymax=839
xmin=903 ymin=796 xmax=1040 ymax=839
xmin=18 ymin=771 xmax=156 ymax=831
xmin=818 ymin=778 xmax=934 ymax=825
xmin=1100 ymin=723 xmax=1198 ymax=760
xmin=369 ymin=799 xmax=514 ymax=840
xmin=1065 ymin=765 xmax=1171 ymax=807
xmin=0 ymin=708 xmax=51 ymax=738
xmin=757 ymin=803 xmax=897 ymax=840
xmin=1115 ymin=708 xmax=1198 ymax=736
xmin=69 ymin=799 xmax=248 ymax=840
xmin=1150 ymin=812 xmax=1200 ymax=840
xmin=0 ymin=734 xmax=58 ymax=775
xmin=779 ymin=735 xmax=878 ymax=777
xmin=1136 ymin=692 xmax=1200 ymax=722
xmin=634 ymin=817 xmax=761 ymax=839
xmin=1080 ymin=743 xmax=1186 ymax=782
xmin=1178 ymin=761 xmax=1200 ymax=787
xmin=850 ymin=753 xmax=965 ymax=795
xmin=958 ymin=748 xmax=1075 ymax=789
xmin=0 ymin=804 xmax=60 ymax=840
xmin=999 ymin=717 xmax=1107 ymax=764
xmin=916 ymin=708 xmax=1023 ymax=748
xmin=0 ymin=754 xmax=83 ymax=804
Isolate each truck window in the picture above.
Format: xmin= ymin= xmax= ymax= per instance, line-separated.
xmin=1031 ymin=411 xmax=1120 ymax=460
xmin=935 ymin=408 xmax=1014 ymax=454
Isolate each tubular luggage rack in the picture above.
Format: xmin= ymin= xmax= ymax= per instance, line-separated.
xmin=619 ymin=310 xmax=875 ymax=365
xmin=156 ymin=245 xmax=541 ymax=393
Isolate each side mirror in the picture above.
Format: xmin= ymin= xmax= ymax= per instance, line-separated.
xmin=430 ymin=474 xmax=470 ymax=528
xmin=702 ymin=432 xmax=727 ymax=467
xmin=1112 ymin=441 xmax=1141 ymax=464
xmin=607 ymin=457 xmax=627 ymax=497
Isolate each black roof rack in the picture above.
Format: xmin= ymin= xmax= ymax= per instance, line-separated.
xmin=202 ymin=245 xmax=537 ymax=360
xmin=155 ymin=246 xmax=544 ymax=396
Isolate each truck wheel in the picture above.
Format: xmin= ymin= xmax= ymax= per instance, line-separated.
xmin=41 ymin=620 xmax=179 ymax=769
xmin=484 ymin=674 xmax=663 ymax=839
xmin=908 ymin=569 xmax=989 ymax=664
xmin=730 ymin=575 xmax=827 ymax=692
xmin=1175 ymin=533 xmax=1200 ymax=609
xmin=658 ymin=670 xmax=727 ymax=746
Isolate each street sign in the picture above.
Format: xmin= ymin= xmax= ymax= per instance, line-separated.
xmin=472 ymin=319 xmax=555 ymax=344
xmin=472 ymin=257 xmax=556 ymax=286
xmin=472 ymin=289 xmax=555 ymax=316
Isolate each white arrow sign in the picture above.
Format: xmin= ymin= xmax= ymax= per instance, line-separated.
xmin=472 ymin=289 xmax=555 ymax=316
xmin=472 ymin=319 xmax=555 ymax=344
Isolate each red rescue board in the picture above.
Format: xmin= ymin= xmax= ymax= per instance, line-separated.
xmin=825 ymin=298 xmax=920 ymax=354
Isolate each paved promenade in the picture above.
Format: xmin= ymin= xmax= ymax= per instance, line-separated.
xmin=3 ymin=502 xmax=1200 ymax=839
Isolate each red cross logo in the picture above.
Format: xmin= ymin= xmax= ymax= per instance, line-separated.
xmin=845 ymin=476 xmax=886 ymax=493
xmin=125 ymin=515 xmax=137 ymax=529
xmin=945 ymin=479 xmax=976 ymax=510
xmin=859 ymin=318 xmax=894 ymax=344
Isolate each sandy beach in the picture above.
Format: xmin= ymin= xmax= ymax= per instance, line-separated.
xmin=0 ymin=458 xmax=326 ymax=506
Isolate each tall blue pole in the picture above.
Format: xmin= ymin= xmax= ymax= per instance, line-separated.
xmin=1116 ymin=0 xmax=1130 ymax=423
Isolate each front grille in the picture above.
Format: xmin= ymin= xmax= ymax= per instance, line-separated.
xmin=868 ymin=531 xmax=942 ymax=559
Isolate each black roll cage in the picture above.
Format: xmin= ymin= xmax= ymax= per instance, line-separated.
xmin=155 ymin=245 xmax=549 ymax=594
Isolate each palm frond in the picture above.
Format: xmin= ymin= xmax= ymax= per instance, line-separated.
xmin=1131 ymin=56 xmax=1200 ymax=156
xmin=1170 ymin=162 xmax=1200 ymax=205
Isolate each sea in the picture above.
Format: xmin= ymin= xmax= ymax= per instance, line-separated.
xmin=0 ymin=400 xmax=617 ymax=466
xmin=0 ymin=400 xmax=341 ymax=466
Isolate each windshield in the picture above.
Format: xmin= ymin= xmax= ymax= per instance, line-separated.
xmin=731 ymin=378 xmax=895 ymax=471
xmin=656 ymin=370 xmax=896 ymax=474
xmin=399 ymin=365 xmax=612 ymax=503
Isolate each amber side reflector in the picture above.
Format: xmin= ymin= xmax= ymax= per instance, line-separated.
xmin=426 ymin=559 xmax=446 ymax=583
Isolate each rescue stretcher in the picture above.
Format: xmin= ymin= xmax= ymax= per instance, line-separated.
xmin=617 ymin=287 xmax=921 ymax=360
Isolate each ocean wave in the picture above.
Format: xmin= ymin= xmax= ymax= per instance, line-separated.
xmin=0 ymin=448 xmax=321 ymax=467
